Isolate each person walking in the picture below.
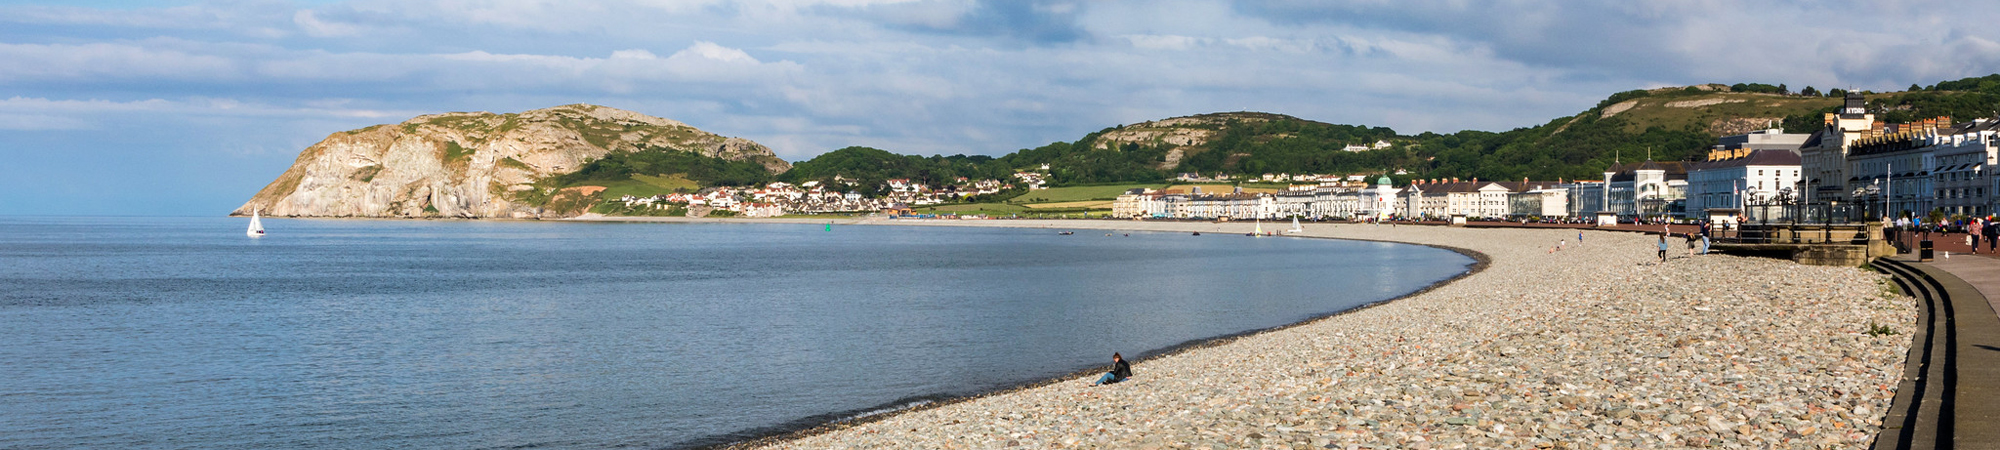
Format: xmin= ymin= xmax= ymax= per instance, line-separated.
xmin=1657 ymin=235 xmax=1669 ymax=263
xmin=1685 ymin=232 xmax=1698 ymax=258
xmin=1971 ymin=219 xmax=1984 ymax=254
xmin=1700 ymin=231 xmax=1711 ymax=255
xmin=1976 ymin=218 xmax=1992 ymax=253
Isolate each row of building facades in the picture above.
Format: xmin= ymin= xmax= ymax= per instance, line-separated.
xmin=1114 ymin=93 xmax=2000 ymax=222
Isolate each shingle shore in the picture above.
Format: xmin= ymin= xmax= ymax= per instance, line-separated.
xmin=743 ymin=221 xmax=1914 ymax=450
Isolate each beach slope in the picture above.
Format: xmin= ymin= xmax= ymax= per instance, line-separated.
xmin=748 ymin=221 xmax=1913 ymax=449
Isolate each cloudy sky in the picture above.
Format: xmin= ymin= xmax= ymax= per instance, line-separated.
xmin=4 ymin=0 xmax=2000 ymax=215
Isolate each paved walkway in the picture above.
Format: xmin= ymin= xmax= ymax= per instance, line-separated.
xmin=1897 ymin=256 xmax=2000 ymax=449
xmin=1920 ymin=255 xmax=2000 ymax=319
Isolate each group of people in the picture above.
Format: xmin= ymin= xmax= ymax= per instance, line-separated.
xmin=1657 ymin=223 xmax=1714 ymax=263
xmin=1883 ymin=215 xmax=2000 ymax=253
xmin=1971 ymin=218 xmax=2000 ymax=253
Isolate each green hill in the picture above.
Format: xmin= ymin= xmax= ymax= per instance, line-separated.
xmin=775 ymin=75 xmax=2000 ymax=196
xmin=951 ymin=75 xmax=2000 ymax=185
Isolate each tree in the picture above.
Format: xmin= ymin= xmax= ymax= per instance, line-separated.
xmin=1778 ymin=84 xmax=1788 ymax=95
xmin=1800 ymin=86 xmax=1820 ymax=97
xmin=1910 ymin=84 xmax=1923 ymax=92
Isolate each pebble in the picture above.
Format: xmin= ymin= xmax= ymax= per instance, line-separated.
xmin=748 ymin=222 xmax=1915 ymax=450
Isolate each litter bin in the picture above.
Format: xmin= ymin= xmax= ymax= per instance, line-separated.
xmin=1920 ymin=239 xmax=1934 ymax=261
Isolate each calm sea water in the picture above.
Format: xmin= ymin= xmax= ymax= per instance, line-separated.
xmin=0 ymin=217 xmax=1471 ymax=449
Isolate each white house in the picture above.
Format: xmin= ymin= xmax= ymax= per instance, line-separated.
xmin=1686 ymin=149 xmax=1802 ymax=221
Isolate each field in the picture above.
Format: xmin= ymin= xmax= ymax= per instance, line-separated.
xmin=1005 ymin=184 xmax=1163 ymax=204
xmin=917 ymin=203 xmax=1030 ymax=216
xmin=591 ymin=173 xmax=701 ymax=199
xmin=1023 ymin=200 xmax=1112 ymax=209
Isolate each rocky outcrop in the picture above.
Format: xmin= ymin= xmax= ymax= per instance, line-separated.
xmin=1087 ymin=112 xmax=1306 ymax=170
xmin=233 ymin=104 xmax=789 ymax=219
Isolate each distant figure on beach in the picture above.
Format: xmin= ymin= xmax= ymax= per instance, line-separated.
xmin=1685 ymin=233 xmax=1697 ymax=258
xmin=1700 ymin=232 xmax=1710 ymax=255
xmin=1093 ymin=352 xmax=1133 ymax=385
xmin=1577 ymin=230 xmax=1584 ymax=246
xmin=1657 ymin=236 xmax=1669 ymax=262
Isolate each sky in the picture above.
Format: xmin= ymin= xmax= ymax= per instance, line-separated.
xmin=4 ymin=0 xmax=2000 ymax=216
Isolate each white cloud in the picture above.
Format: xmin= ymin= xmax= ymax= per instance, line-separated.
xmin=1122 ymin=34 xmax=1206 ymax=50
xmin=0 ymin=96 xmax=416 ymax=132
xmin=293 ymin=10 xmax=362 ymax=37
xmin=0 ymin=42 xmax=240 ymax=81
xmin=0 ymin=113 xmax=90 ymax=130
xmin=3 ymin=0 xmax=1999 ymax=168
xmin=669 ymin=42 xmax=760 ymax=64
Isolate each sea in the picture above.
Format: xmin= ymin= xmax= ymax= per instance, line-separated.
xmin=0 ymin=217 xmax=1474 ymax=449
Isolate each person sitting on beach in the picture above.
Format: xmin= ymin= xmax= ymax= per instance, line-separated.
xmin=1092 ymin=352 xmax=1133 ymax=385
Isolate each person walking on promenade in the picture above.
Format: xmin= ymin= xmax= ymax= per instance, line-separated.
xmin=1971 ymin=219 xmax=1984 ymax=254
xmin=1976 ymin=218 xmax=1992 ymax=253
xmin=1093 ymin=352 xmax=1133 ymax=385
xmin=1657 ymin=235 xmax=1669 ymax=262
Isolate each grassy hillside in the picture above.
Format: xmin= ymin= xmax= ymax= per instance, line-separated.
xmin=1005 ymin=184 xmax=1165 ymax=204
xmin=735 ymin=75 xmax=2000 ymax=203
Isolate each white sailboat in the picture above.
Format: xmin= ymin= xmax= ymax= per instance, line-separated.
xmin=1285 ymin=217 xmax=1303 ymax=234
xmin=247 ymin=208 xmax=265 ymax=238
xmin=1250 ymin=219 xmax=1263 ymax=237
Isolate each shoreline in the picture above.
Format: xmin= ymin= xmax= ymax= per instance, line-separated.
xmin=698 ymin=222 xmax=1491 ymax=450
xmin=735 ymin=220 xmax=1915 ymax=449
xmin=210 ymin=214 xmax=1916 ymax=448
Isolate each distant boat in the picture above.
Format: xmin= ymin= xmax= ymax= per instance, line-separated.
xmin=1058 ymin=231 xmax=1074 ymax=235
xmin=1285 ymin=218 xmax=1303 ymax=234
xmin=1192 ymin=231 xmax=1201 ymax=236
xmin=246 ymin=209 xmax=265 ymax=238
xmin=1251 ymin=219 xmax=1263 ymax=237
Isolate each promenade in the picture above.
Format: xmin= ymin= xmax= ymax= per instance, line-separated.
xmin=741 ymin=221 xmax=1914 ymax=450
xmin=1884 ymin=255 xmax=2000 ymax=449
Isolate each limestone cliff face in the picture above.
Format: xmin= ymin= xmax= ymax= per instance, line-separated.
xmin=233 ymin=104 xmax=789 ymax=219
xmin=1086 ymin=112 xmax=1307 ymax=170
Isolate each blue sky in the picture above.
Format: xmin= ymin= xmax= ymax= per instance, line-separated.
xmin=4 ymin=0 xmax=2000 ymax=216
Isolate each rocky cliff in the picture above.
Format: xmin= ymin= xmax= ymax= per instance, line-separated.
xmin=1085 ymin=112 xmax=1305 ymax=170
xmin=233 ymin=104 xmax=789 ymax=219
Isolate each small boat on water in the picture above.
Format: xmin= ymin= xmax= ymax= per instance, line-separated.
xmin=1058 ymin=231 xmax=1074 ymax=235
xmin=1284 ymin=217 xmax=1303 ymax=234
xmin=246 ymin=208 xmax=265 ymax=238
xmin=1191 ymin=231 xmax=1201 ymax=236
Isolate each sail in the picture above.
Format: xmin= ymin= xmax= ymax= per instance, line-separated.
xmin=1290 ymin=218 xmax=1302 ymax=232
xmin=247 ymin=209 xmax=265 ymax=237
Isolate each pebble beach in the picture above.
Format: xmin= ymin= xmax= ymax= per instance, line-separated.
xmin=741 ymin=221 xmax=1916 ymax=450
